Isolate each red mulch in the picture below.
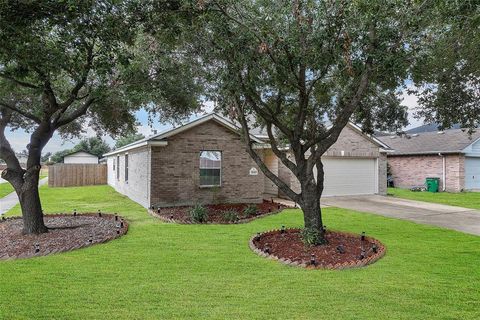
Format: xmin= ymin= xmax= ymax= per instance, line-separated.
xmin=0 ymin=213 xmax=128 ymax=260
xmin=154 ymin=200 xmax=287 ymax=224
xmin=252 ymin=229 xmax=385 ymax=269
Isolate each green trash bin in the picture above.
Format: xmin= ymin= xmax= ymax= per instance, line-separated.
xmin=426 ymin=177 xmax=440 ymax=193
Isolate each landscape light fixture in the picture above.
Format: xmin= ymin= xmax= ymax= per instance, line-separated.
xmin=88 ymin=236 xmax=93 ymax=244
xmin=115 ymin=214 xmax=118 ymax=221
xmin=281 ymin=225 xmax=286 ymax=234
xmin=264 ymin=245 xmax=271 ymax=254
xmin=120 ymin=220 xmax=124 ymax=228
xmin=372 ymin=244 xmax=378 ymax=254
xmin=361 ymin=231 xmax=366 ymax=241
xmin=359 ymin=249 xmax=366 ymax=260
xmin=98 ymin=209 xmax=102 ymax=217
xmin=157 ymin=208 xmax=161 ymax=214
xmin=34 ymin=243 xmax=40 ymax=254
xmin=170 ymin=214 xmax=174 ymax=220
xmin=73 ymin=209 xmax=77 ymax=217
xmin=310 ymin=254 xmax=316 ymax=266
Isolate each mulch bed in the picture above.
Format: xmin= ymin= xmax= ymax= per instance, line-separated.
xmin=151 ymin=200 xmax=288 ymax=224
xmin=250 ymin=228 xmax=386 ymax=270
xmin=0 ymin=213 xmax=128 ymax=261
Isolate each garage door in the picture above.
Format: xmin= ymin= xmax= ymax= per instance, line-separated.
xmin=315 ymin=158 xmax=377 ymax=196
xmin=465 ymin=157 xmax=480 ymax=190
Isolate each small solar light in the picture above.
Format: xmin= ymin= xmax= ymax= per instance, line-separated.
xmin=34 ymin=243 xmax=40 ymax=253
xmin=271 ymin=198 xmax=274 ymax=204
xmin=1 ymin=216 xmax=6 ymax=221
xmin=268 ymin=208 xmax=271 ymax=212
xmin=281 ymin=225 xmax=286 ymax=234
xmin=170 ymin=214 xmax=174 ymax=220
xmin=323 ymin=225 xmax=327 ymax=232
xmin=157 ymin=208 xmax=161 ymax=214
xmin=116 ymin=224 xmax=121 ymax=235
xmin=336 ymin=245 xmax=345 ymax=254
xmin=359 ymin=249 xmax=366 ymax=260
xmin=372 ymin=244 xmax=378 ymax=253
xmin=151 ymin=205 xmax=155 ymax=210
xmin=256 ymin=232 xmax=261 ymax=240
xmin=361 ymin=231 xmax=366 ymax=241
xmin=88 ymin=235 xmax=93 ymax=244
xmin=114 ymin=214 xmax=118 ymax=221
xmin=73 ymin=209 xmax=77 ymax=217
xmin=277 ymin=204 xmax=281 ymax=209
xmin=264 ymin=245 xmax=271 ymax=254
xmin=98 ymin=209 xmax=102 ymax=217
xmin=120 ymin=220 xmax=124 ymax=228
xmin=310 ymin=254 xmax=316 ymax=266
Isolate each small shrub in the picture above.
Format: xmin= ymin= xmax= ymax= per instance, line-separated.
xmin=189 ymin=205 xmax=208 ymax=223
xmin=223 ymin=210 xmax=239 ymax=222
xmin=301 ymin=228 xmax=325 ymax=246
xmin=243 ymin=205 xmax=257 ymax=217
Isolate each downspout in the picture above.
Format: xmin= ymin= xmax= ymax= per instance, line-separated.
xmin=439 ymin=153 xmax=446 ymax=192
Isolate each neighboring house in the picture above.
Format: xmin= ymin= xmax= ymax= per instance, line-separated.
xmin=378 ymin=129 xmax=480 ymax=192
xmin=63 ymin=151 xmax=99 ymax=164
xmin=103 ymin=113 xmax=390 ymax=208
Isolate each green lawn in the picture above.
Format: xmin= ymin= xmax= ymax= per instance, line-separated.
xmin=1 ymin=186 xmax=479 ymax=319
xmin=0 ymin=182 xmax=14 ymax=198
xmin=388 ymin=187 xmax=480 ymax=210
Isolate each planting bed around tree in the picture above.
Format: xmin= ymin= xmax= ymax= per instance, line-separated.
xmin=0 ymin=213 xmax=128 ymax=260
xmin=250 ymin=228 xmax=386 ymax=270
xmin=152 ymin=200 xmax=288 ymax=224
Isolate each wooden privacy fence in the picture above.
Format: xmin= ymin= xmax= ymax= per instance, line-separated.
xmin=48 ymin=164 xmax=107 ymax=187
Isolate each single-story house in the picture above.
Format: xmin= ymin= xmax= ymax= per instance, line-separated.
xmin=63 ymin=151 xmax=99 ymax=164
xmin=103 ymin=113 xmax=390 ymax=208
xmin=378 ymin=129 xmax=480 ymax=192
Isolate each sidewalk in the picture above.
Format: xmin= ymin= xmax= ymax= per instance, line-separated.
xmin=0 ymin=178 xmax=48 ymax=216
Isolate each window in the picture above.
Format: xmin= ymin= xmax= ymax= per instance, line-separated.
xmin=125 ymin=154 xmax=129 ymax=182
xmin=200 ymin=151 xmax=221 ymax=187
xmin=116 ymin=156 xmax=120 ymax=180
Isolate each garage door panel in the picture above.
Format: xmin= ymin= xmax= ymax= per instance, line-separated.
xmin=465 ymin=157 xmax=480 ymax=190
xmin=315 ymin=158 xmax=377 ymax=196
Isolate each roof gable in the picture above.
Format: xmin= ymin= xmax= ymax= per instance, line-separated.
xmin=378 ymin=129 xmax=480 ymax=155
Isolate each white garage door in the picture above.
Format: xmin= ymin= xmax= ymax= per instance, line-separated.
xmin=465 ymin=157 xmax=480 ymax=190
xmin=316 ymin=158 xmax=377 ymax=196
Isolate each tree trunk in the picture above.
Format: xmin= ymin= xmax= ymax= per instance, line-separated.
xmin=299 ymin=179 xmax=325 ymax=244
xmin=17 ymin=169 xmax=48 ymax=234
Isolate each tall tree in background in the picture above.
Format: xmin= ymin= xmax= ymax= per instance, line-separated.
xmin=115 ymin=133 xmax=146 ymax=148
xmin=412 ymin=1 xmax=479 ymax=131
xmin=73 ymin=137 xmax=111 ymax=158
xmin=0 ymin=1 xmax=200 ymax=234
xmin=186 ymin=0 xmax=442 ymax=244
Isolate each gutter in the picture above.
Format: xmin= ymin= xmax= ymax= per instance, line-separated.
xmin=439 ymin=153 xmax=446 ymax=192
xmin=103 ymin=140 xmax=168 ymax=157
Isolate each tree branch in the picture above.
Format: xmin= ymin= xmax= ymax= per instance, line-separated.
xmin=54 ymin=97 xmax=97 ymax=128
xmin=0 ymin=72 xmax=40 ymax=89
xmin=0 ymin=101 xmax=42 ymax=123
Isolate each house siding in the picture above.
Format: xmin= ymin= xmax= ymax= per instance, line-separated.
xmin=106 ymin=147 xmax=150 ymax=207
xmin=150 ymin=120 xmax=265 ymax=207
xmin=388 ymin=154 xmax=465 ymax=192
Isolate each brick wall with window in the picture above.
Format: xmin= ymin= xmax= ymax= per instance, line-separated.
xmin=150 ymin=119 xmax=265 ymax=207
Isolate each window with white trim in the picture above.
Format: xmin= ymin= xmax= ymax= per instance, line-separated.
xmin=125 ymin=154 xmax=129 ymax=182
xmin=116 ymin=156 xmax=120 ymax=180
xmin=199 ymin=151 xmax=221 ymax=187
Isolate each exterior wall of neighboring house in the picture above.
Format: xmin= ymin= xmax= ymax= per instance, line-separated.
xmin=150 ymin=120 xmax=265 ymax=207
xmin=64 ymin=151 xmax=99 ymax=164
xmin=286 ymin=125 xmax=387 ymax=197
xmin=387 ymin=154 xmax=465 ymax=192
xmin=106 ymin=147 xmax=150 ymax=208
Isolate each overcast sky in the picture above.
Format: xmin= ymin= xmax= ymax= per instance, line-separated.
xmin=5 ymin=91 xmax=424 ymax=154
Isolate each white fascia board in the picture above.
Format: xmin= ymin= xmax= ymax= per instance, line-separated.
xmin=103 ymin=141 xmax=168 ymax=157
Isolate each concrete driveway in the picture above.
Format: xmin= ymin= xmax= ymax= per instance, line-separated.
xmin=322 ymin=195 xmax=480 ymax=236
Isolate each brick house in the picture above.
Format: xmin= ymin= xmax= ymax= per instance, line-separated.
xmin=104 ymin=113 xmax=390 ymax=208
xmin=378 ymin=129 xmax=480 ymax=192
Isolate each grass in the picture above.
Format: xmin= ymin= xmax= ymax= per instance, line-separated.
xmin=0 ymin=182 xmax=14 ymax=198
xmin=388 ymin=187 xmax=480 ymax=210
xmin=1 ymin=185 xmax=479 ymax=319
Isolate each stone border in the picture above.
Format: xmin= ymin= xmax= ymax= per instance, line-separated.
xmin=148 ymin=202 xmax=290 ymax=225
xmin=0 ymin=213 xmax=129 ymax=261
xmin=249 ymin=228 xmax=386 ymax=270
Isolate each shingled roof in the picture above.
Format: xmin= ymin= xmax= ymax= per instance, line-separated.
xmin=378 ymin=129 xmax=480 ymax=155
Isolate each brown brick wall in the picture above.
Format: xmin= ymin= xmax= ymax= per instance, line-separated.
xmin=388 ymin=154 xmax=465 ymax=192
xmin=150 ymin=120 xmax=265 ymax=207
xmin=325 ymin=125 xmax=381 ymax=158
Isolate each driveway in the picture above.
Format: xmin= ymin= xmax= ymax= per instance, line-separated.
xmin=322 ymin=195 xmax=480 ymax=236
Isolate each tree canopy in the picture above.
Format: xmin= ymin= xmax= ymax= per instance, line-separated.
xmin=115 ymin=133 xmax=145 ymax=148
